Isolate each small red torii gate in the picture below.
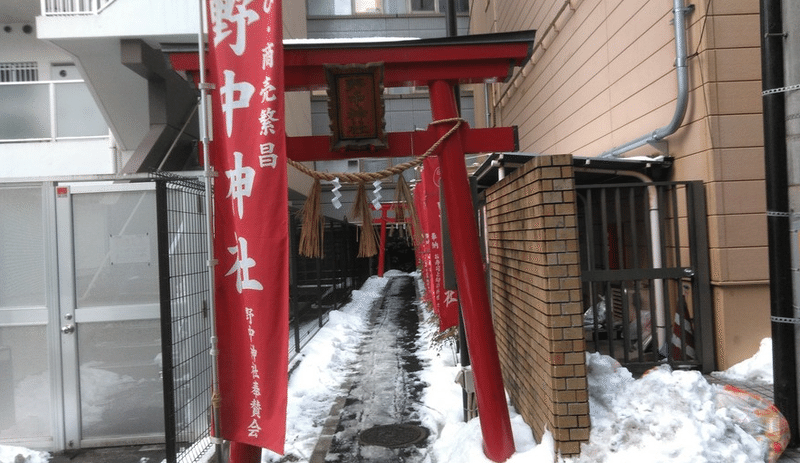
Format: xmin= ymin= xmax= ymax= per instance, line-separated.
xmin=171 ymin=30 xmax=534 ymax=462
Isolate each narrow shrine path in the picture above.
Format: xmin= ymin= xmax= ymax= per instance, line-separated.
xmin=324 ymin=275 xmax=429 ymax=463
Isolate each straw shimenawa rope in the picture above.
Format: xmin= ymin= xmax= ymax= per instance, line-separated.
xmin=350 ymin=182 xmax=380 ymax=257
xmin=289 ymin=118 xmax=464 ymax=258
xmin=296 ymin=179 xmax=324 ymax=258
xmin=287 ymin=118 xmax=463 ymax=183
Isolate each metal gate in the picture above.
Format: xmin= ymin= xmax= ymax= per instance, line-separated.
xmin=577 ymin=181 xmax=714 ymax=374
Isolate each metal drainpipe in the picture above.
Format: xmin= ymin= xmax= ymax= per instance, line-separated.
xmin=598 ymin=0 xmax=692 ymax=158
xmin=491 ymin=154 xmax=506 ymax=180
xmin=485 ymin=83 xmax=492 ymax=127
xmin=784 ymin=0 xmax=800 ymax=446
xmin=761 ymin=0 xmax=799 ymax=445
xmin=574 ymin=167 xmax=668 ymax=351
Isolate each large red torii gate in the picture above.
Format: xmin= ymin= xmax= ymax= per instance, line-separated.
xmin=171 ymin=30 xmax=535 ymax=462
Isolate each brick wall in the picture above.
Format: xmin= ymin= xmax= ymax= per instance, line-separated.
xmin=484 ymin=154 xmax=589 ymax=456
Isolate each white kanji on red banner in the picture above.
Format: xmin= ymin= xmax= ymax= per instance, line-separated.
xmin=207 ymin=0 xmax=288 ymax=454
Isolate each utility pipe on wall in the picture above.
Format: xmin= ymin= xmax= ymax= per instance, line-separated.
xmin=598 ymin=0 xmax=692 ymax=159
xmin=761 ymin=0 xmax=799 ymax=445
xmin=783 ymin=0 xmax=800 ymax=445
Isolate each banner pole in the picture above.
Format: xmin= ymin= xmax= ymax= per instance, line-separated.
xmin=196 ymin=0 xmax=224 ymax=460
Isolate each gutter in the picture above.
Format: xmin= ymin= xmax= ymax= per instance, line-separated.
xmin=598 ymin=0 xmax=693 ymax=158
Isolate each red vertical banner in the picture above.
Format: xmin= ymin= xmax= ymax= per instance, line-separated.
xmin=417 ymin=157 xmax=458 ymax=330
xmin=413 ymin=174 xmax=434 ymax=310
xmin=206 ymin=0 xmax=288 ymax=454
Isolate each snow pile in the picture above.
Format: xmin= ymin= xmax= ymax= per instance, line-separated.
xmin=0 ymin=445 xmax=50 ymax=463
xmin=269 ymin=272 xmax=782 ymax=463
xmin=713 ymin=338 xmax=774 ymax=384
xmin=567 ymin=354 xmax=765 ymax=463
xmin=414 ymin=282 xmax=556 ymax=463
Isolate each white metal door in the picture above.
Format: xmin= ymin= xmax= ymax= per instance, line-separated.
xmin=56 ymin=183 xmax=164 ymax=449
xmin=0 ymin=184 xmax=56 ymax=450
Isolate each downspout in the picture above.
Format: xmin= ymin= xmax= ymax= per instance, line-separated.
xmin=574 ymin=167 xmax=668 ymax=351
xmin=598 ymin=0 xmax=692 ymax=158
xmin=485 ymin=83 xmax=491 ymax=127
xmin=761 ymin=0 xmax=799 ymax=445
xmin=491 ymin=154 xmax=506 ymax=180
xmin=784 ymin=0 xmax=800 ymax=446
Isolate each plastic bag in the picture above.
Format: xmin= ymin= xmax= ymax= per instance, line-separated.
xmin=715 ymin=385 xmax=790 ymax=463
xmin=583 ymin=295 xmax=606 ymax=327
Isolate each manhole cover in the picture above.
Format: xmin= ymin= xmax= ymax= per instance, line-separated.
xmin=358 ymin=424 xmax=429 ymax=448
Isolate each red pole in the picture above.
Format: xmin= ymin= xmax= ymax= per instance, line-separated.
xmin=229 ymin=442 xmax=261 ymax=463
xmin=428 ymin=79 xmax=515 ymax=461
xmin=378 ymin=206 xmax=388 ymax=277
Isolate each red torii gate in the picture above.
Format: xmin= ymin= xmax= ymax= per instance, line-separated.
xmin=372 ymin=202 xmax=404 ymax=278
xmin=171 ymin=30 xmax=534 ymax=462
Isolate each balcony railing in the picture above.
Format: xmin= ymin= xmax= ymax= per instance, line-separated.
xmin=41 ymin=0 xmax=118 ymax=16
xmin=0 ymin=80 xmax=108 ymax=143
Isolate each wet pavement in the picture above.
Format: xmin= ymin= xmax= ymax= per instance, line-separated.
xmin=321 ymin=275 xmax=429 ymax=463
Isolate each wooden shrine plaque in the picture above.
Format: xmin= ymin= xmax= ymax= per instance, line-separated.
xmin=325 ymin=62 xmax=388 ymax=151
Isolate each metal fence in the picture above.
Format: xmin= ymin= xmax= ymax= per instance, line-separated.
xmin=577 ymin=181 xmax=714 ymax=374
xmin=288 ymin=213 xmax=372 ymax=361
xmin=155 ymin=177 xmax=373 ymax=461
xmin=155 ymin=177 xmax=215 ymax=463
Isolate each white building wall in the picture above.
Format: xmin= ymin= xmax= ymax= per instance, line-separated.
xmin=0 ymin=139 xmax=115 ymax=178
xmin=0 ymin=23 xmax=71 ymax=79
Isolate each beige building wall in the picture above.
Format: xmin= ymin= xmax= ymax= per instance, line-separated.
xmin=471 ymin=0 xmax=769 ymax=369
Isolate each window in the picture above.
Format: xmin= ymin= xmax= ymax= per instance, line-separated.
xmin=0 ymin=62 xmax=38 ymax=83
xmin=308 ymin=0 xmax=467 ymax=16
xmin=355 ymin=0 xmax=382 ymax=13
xmin=409 ymin=0 xmax=470 ymax=13
xmin=410 ymin=0 xmax=434 ymax=11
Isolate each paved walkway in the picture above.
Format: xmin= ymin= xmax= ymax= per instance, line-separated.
xmin=311 ymin=274 xmax=429 ymax=463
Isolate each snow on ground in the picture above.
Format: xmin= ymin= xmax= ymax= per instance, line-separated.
xmin=713 ymin=337 xmax=774 ymax=384
xmin=0 ymin=445 xmax=50 ymax=463
xmin=564 ymin=355 xmax=766 ymax=463
xmin=270 ymin=271 xmax=780 ymax=463
xmin=267 ymin=271 xmax=782 ymax=463
xmin=0 ymin=273 xmax=779 ymax=463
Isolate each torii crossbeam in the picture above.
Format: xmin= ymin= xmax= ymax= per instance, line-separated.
xmin=171 ymin=30 xmax=535 ymax=463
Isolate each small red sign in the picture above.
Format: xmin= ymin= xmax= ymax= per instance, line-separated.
xmin=326 ymin=63 xmax=387 ymax=151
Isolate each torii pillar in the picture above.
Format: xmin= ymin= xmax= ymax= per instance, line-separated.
xmin=170 ymin=29 xmax=535 ymax=463
xmin=429 ymin=78 xmax=515 ymax=460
